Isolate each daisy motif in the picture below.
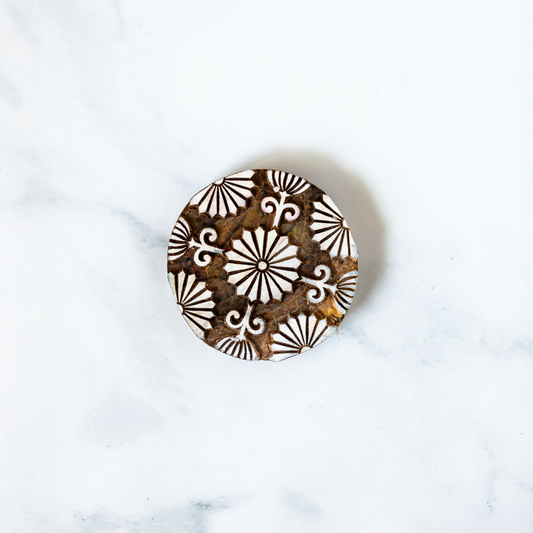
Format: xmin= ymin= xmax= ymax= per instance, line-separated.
xmin=189 ymin=170 xmax=256 ymax=218
xmin=216 ymin=338 xmax=258 ymax=361
xmin=168 ymin=217 xmax=191 ymax=261
xmin=270 ymin=313 xmax=335 ymax=361
xmin=310 ymin=194 xmax=358 ymax=259
xmin=333 ymin=270 xmax=358 ymax=314
xmin=267 ymin=170 xmax=310 ymax=196
xmin=224 ymin=227 xmax=301 ymax=304
xmin=168 ymin=271 xmax=215 ymax=339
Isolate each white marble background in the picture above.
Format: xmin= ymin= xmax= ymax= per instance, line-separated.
xmin=1 ymin=1 xmax=533 ymax=532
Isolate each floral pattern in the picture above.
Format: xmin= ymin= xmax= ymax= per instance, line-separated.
xmin=168 ymin=217 xmax=223 ymax=266
xmin=168 ymin=217 xmax=191 ymax=261
xmin=299 ymin=265 xmax=335 ymax=304
xmin=310 ymin=194 xmax=358 ymax=259
xmin=189 ymin=170 xmax=256 ymax=218
xmin=333 ymin=270 xmax=358 ymax=314
xmin=300 ymin=265 xmax=358 ymax=315
xmin=168 ymin=270 xmax=215 ymax=339
xmin=224 ymin=227 xmax=301 ymax=304
xmin=216 ymin=338 xmax=257 ymax=361
xmin=215 ymin=305 xmax=264 ymax=361
xmin=168 ymin=169 xmax=359 ymax=361
xmin=262 ymin=170 xmax=310 ymax=227
xmin=270 ymin=313 xmax=335 ymax=361
xmin=266 ymin=170 xmax=310 ymax=196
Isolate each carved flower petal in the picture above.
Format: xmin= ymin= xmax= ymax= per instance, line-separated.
xmin=223 ymin=227 xmax=301 ymax=304
xmin=189 ymin=170 xmax=256 ymax=218
xmin=168 ymin=271 xmax=215 ymax=339
xmin=270 ymin=314 xmax=335 ymax=361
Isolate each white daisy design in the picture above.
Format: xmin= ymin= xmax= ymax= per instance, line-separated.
xmin=224 ymin=226 xmax=301 ymax=304
xmin=168 ymin=217 xmax=191 ymax=261
xmin=216 ymin=338 xmax=257 ymax=361
xmin=267 ymin=170 xmax=310 ymax=196
xmin=333 ymin=270 xmax=358 ymax=314
xmin=216 ymin=304 xmax=264 ymax=361
xmin=189 ymin=170 xmax=256 ymax=218
xmin=168 ymin=271 xmax=215 ymax=339
xmin=168 ymin=217 xmax=223 ymax=266
xmin=270 ymin=313 xmax=335 ymax=361
xmin=310 ymin=194 xmax=358 ymax=259
xmin=262 ymin=170 xmax=310 ymax=227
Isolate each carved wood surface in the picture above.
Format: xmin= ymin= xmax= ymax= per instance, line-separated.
xmin=168 ymin=169 xmax=359 ymax=361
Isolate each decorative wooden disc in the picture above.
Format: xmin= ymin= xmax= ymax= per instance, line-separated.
xmin=167 ymin=169 xmax=358 ymax=362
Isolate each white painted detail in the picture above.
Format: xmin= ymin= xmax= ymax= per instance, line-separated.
xmin=310 ymin=194 xmax=358 ymax=259
xmin=168 ymin=271 xmax=215 ymax=339
xmin=270 ymin=313 xmax=335 ymax=361
xmin=261 ymin=170 xmax=310 ymax=227
xmin=300 ymin=265 xmax=335 ymax=304
xmin=168 ymin=217 xmax=192 ymax=261
xmin=300 ymin=265 xmax=358 ymax=315
xmin=168 ymin=217 xmax=223 ymax=266
xmin=257 ymin=260 xmax=268 ymax=271
xmin=224 ymin=227 xmax=301 ymax=304
xmin=225 ymin=305 xmax=265 ymax=336
xmin=334 ymin=270 xmax=358 ymax=314
xmin=189 ymin=227 xmax=224 ymax=266
xmin=216 ymin=338 xmax=258 ymax=361
xmin=267 ymin=170 xmax=310 ymax=196
xmin=215 ymin=304 xmax=264 ymax=361
xmin=189 ymin=170 xmax=256 ymax=218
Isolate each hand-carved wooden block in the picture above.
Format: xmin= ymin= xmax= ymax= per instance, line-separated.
xmin=168 ymin=169 xmax=359 ymax=361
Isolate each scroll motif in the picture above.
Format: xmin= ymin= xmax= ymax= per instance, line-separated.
xmin=300 ymin=266 xmax=358 ymax=315
xmin=261 ymin=170 xmax=310 ymax=227
xmin=168 ymin=217 xmax=223 ymax=266
xmin=216 ymin=304 xmax=265 ymax=361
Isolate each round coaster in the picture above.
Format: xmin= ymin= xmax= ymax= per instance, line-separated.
xmin=167 ymin=169 xmax=358 ymax=362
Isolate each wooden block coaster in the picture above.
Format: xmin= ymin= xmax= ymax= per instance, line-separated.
xmin=167 ymin=169 xmax=358 ymax=361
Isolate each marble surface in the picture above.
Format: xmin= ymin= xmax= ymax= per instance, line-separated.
xmin=1 ymin=1 xmax=532 ymax=532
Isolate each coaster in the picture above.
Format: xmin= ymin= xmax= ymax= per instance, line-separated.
xmin=167 ymin=169 xmax=358 ymax=361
